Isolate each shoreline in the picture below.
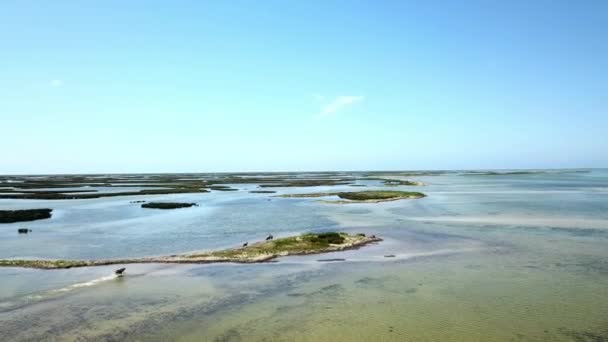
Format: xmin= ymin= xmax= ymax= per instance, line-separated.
xmin=0 ymin=233 xmax=382 ymax=270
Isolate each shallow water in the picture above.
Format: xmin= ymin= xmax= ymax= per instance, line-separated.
xmin=1 ymin=170 xmax=607 ymax=341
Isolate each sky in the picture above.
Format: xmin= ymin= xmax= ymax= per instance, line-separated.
xmin=1 ymin=0 xmax=607 ymax=174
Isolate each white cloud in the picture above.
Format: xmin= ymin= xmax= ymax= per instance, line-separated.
xmin=50 ymin=79 xmax=63 ymax=87
xmin=316 ymin=95 xmax=363 ymax=118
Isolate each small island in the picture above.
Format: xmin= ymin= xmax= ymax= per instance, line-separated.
xmin=141 ymin=202 xmax=198 ymax=209
xmin=360 ymin=177 xmax=425 ymax=186
xmin=208 ymin=185 xmax=238 ymax=191
xmin=0 ymin=232 xmax=381 ymax=269
xmin=278 ymin=190 xmax=425 ymax=203
xmin=0 ymin=209 xmax=53 ymax=223
xmin=335 ymin=190 xmax=425 ymax=202
xmin=382 ymin=179 xmax=425 ymax=186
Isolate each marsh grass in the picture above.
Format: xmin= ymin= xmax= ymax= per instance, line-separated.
xmin=0 ymin=174 xmax=355 ymax=199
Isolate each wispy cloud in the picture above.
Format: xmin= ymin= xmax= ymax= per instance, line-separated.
xmin=50 ymin=79 xmax=63 ymax=87
xmin=316 ymin=95 xmax=364 ymax=118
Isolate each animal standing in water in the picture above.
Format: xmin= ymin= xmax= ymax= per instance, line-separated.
xmin=115 ymin=268 xmax=126 ymax=276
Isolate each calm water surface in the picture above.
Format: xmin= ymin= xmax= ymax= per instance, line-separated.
xmin=1 ymin=171 xmax=607 ymax=341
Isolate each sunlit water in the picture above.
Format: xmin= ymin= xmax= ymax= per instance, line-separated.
xmin=1 ymin=171 xmax=607 ymax=341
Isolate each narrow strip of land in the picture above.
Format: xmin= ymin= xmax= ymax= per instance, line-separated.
xmin=0 ymin=232 xmax=381 ymax=269
xmin=277 ymin=190 xmax=426 ymax=203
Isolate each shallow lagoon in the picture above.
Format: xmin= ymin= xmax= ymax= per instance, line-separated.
xmin=1 ymin=170 xmax=607 ymax=341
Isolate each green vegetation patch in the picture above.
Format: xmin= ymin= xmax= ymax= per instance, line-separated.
xmin=277 ymin=190 xmax=425 ymax=202
xmin=0 ymin=209 xmax=53 ymax=223
xmin=208 ymin=186 xmax=238 ymax=191
xmin=0 ymin=173 xmax=357 ymax=200
xmin=360 ymin=177 xmax=423 ymax=186
xmin=382 ymin=179 xmax=421 ymax=186
xmin=141 ymin=202 xmax=197 ymax=209
xmin=0 ymin=188 xmax=209 ymax=200
xmin=258 ymin=179 xmax=353 ymax=187
xmin=336 ymin=190 xmax=425 ymax=201
xmin=308 ymin=232 xmax=345 ymax=244
xmin=193 ymin=232 xmax=353 ymax=259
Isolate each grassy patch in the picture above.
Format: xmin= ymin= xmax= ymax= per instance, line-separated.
xmin=382 ymin=179 xmax=422 ymax=186
xmin=360 ymin=177 xmax=423 ymax=186
xmin=189 ymin=232 xmax=363 ymax=259
xmin=258 ymin=180 xmax=353 ymax=187
xmin=0 ymin=209 xmax=52 ymax=223
xmin=308 ymin=232 xmax=345 ymax=244
xmin=277 ymin=190 xmax=425 ymax=202
xmin=336 ymin=190 xmax=425 ymax=201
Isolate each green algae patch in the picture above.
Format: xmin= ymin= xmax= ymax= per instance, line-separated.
xmin=277 ymin=190 xmax=425 ymax=203
xmin=0 ymin=209 xmax=53 ymax=223
xmin=141 ymin=202 xmax=198 ymax=209
xmin=0 ymin=233 xmax=381 ymax=269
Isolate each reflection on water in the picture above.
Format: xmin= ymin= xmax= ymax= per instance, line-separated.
xmin=1 ymin=170 xmax=608 ymax=341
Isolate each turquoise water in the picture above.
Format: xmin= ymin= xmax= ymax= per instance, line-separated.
xmin=1 ymin=170 xmax=607 ymax=341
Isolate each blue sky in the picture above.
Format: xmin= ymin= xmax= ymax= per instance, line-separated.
xmin=1 ymin=1 xmax=607 ymax=174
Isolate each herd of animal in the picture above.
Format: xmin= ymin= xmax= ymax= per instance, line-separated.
xmin=242 ymin=234 xmax=273 ymax=247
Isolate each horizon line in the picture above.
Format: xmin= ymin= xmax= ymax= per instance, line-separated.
xmin=0 ymin=167 xmax=600 ymax=177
